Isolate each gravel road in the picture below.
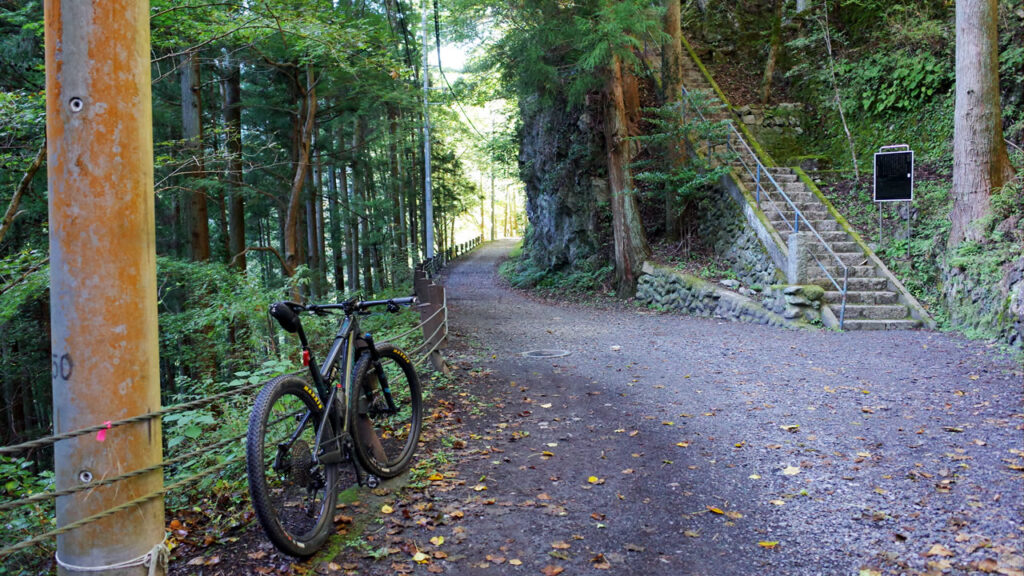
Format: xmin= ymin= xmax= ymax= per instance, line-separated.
xmin=422 ymin=239 xmax=1024 ymax=576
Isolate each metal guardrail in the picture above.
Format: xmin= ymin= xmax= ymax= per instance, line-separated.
xmin=418 ymin=235 xmax=483 ymax=278
xmin=680 ymin=86 xmax=849 ymax=328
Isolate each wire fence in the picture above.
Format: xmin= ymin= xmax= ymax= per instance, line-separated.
xmin=0 ymin=236 xmax=482 ymax=563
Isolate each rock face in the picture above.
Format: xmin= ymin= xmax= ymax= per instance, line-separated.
xmin=519 ymin=95 xmax=607 ymax=270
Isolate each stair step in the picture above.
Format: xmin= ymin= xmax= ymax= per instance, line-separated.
xmin=770 ymin=217 xmax=840 ymax=232
xmin=839 ymin=304 xmax=910 ymax=320
xmin=811 ymin=277 xmax=889 ymax=291
xmin=825 ymin=290 xmax=899 ymax=305
xmin=838 ymin=318 xmax=921 ymax=331
xmin=814 ymin=264 xmax=878 ymax=278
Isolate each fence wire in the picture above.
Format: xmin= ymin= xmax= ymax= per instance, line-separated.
xmin=0 ymin=299 xmax=455 ymax=559
xmin=0 ymin=236 xmax=481 ymax=560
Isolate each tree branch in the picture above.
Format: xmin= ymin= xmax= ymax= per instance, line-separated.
xmin=230 ymin=245 xmax=292 ymax=275
xmin=1 ymin=140 xmax=46 ymax=246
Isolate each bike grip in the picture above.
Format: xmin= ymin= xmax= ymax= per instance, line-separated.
xmin=269 ymin=301 xmax=301 ymax=333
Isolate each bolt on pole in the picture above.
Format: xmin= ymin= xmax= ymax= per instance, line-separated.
xmin=45 ymin=1 xmax=165 ymax=574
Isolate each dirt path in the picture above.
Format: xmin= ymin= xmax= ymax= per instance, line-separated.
xmin=323 ymin=240 xmax=1022 ymax=576
xmin=179 ymin=240 xmax=1022 ymax=576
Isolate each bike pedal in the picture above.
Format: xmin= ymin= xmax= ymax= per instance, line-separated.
xmin=365 ymin=474 xmax=380 ymax=489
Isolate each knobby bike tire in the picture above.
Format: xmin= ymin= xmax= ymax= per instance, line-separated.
xmin=350 ymin=344 xmax=423 ymax=478
xmin=246 ymin=375 xmax=337 ymax=557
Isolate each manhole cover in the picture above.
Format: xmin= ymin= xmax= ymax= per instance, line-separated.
xmin=519 ymin=350 xmax=571 ymax=358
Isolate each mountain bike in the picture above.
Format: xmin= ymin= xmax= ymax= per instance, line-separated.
xmin=246 ymin=296 xmax=423 ymax=557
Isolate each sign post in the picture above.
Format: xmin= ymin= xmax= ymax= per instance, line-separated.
xmin=873 ymin=145 xmax=914 ymax=251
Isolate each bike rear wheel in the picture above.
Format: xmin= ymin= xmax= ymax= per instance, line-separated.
xmin=246 ymin=375 xmax=337 ymax=557
xmin=350 ymin=344 xmax=422 ymax=478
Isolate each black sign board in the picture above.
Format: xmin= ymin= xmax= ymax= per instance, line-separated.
xmin=873 ymin=147 xmax=914 ymax=202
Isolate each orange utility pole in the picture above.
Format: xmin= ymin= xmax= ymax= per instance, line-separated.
xmin=45 ymin=1 xmax=165 ymax=574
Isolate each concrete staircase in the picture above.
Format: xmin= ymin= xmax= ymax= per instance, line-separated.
xmin=678 ymin=43 xmax=928 ymax=330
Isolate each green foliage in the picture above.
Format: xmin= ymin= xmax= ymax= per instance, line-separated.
xmin=632 ymin=95 xmax=735 ymax=208
xmin=500 ymin=248 xmax=612 ymax=293
xmin=0 ymin=456 xmax=54 ymax=576
xmin=162 ymin=359 xmax=291 ymax=509
xmin=157 ymin=257 xmax=281 ymax=391
xmin=839 ymin=49 xmax=952 ymax=116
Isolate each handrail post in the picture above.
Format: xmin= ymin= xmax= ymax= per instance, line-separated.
xmin=840 ymin=268 xmax=849 ymax=330
xmin=755 ymin=163 xmax=761 ymax=206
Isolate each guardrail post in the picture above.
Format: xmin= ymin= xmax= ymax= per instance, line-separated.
xmin=417 ymin=283 xmax=449 ymax=374
xmin=46 ymin=1 xmax=166 ymax=574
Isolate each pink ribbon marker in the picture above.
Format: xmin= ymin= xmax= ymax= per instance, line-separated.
xmin=96 ymin=421 xmax=112 ymax=442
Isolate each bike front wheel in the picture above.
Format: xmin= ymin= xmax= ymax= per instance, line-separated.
xmin=350 ymin=344 xmax=423 ymax=478
xmin=246 ymin=375 xmax=337 ymax=557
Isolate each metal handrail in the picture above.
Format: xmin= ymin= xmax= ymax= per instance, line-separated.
xmin=680 ymin=86 xmax=848 ymax=328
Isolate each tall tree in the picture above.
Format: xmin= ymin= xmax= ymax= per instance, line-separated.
xmin=661 ymin=0 xmax=684 ymax=242
xmin=284 ymin=66 xmax=317 ymax=277
xmin=948 ymin=0 xmax=1016 ymax=247
xmin=221 ymin=52 xmax=246 ymax=271
xmin=604 ymin=52 xmax=651 ymax=295
xmin=181 ymin=49 xmax=211 ymax=261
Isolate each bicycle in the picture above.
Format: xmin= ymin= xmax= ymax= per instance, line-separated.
xmin=245 ymin=296 xmax=423 ymax=557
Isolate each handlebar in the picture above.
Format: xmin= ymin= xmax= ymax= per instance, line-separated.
xmin=270 ymin=296 xmax=418 ymax=330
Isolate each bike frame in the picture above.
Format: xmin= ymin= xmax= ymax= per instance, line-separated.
xmin=280 ymin=297 xmax=409 ymax=475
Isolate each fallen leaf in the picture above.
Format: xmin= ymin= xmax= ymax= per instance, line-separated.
xmin=684 ymin=530 xmax=700 ymax=538
xmin=780 ymin=425 xmax=800 ymax=433
xmin=430 ymin=536 xmax=444 ymax=546
xmin=591 ymin=553 xmax=611 ymax=569
xmin=976 ymin=558 xmax=999 ymax=573
xmin=587 ymin=476 xmax=605 ymax=485
xmin=327 ymin=562 xmax=341 ymax=571
xmin=509 ymin=558 xmax=523 ymax=566
xmin=621 ymin=468 xmax=634 ymax=474
xmin=782 ymin=465 xmax=800 ymax=476
xmin=925 ymin=544 xmax=955 ymax=557
xmin=706 ymin=506 xmax=724 ymax=515
xmin=381 ymin=504 xmax=394 ymax=514
xmin=676 ymin=441 xmax=690 ymax=448
xmin=551 ymin=541 xmax=571 ymax=550
xmin=769 ymin=499 xmax=785 ymax=506
xmin=748 ymin=474 xmax=761 ymax=480
xmin=486 ymin=554 xmax=506 ymax=564
xmin=428 ymin=473 xmax=444 ymax=481
xmin=725 ymin=510 xmax=744 ymax=520
xmin=541 ymin=566 xmax=565 ymax=576
xmin=473 ymin=484 xmax=488 ymax=491
xmin=758 ymin=541 xmax=779 ymax=550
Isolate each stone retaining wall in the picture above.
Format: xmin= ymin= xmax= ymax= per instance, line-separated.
xmin=943 ymin=256 xmax=1024 ymax=351
xmin=697 ymin=189 xmax=782 ymax=288
xmin=637 ymin=263 xmax=823 ymax=328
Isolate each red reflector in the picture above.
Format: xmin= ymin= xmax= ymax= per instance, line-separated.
xmin=302 ymin=350 xmax=310 ymax=366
